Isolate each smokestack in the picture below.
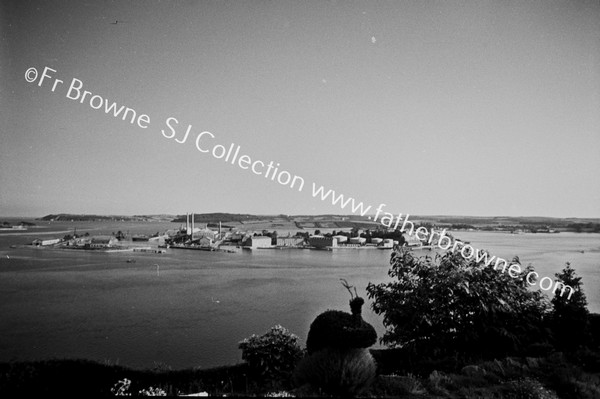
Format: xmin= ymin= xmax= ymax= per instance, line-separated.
xmin=219 ymin=221 xmax=222 ymax=236
xmin=186 ymin=213 xmax=190 ymax=234
xmin=191 ymin=213 xmax=194 ymax=241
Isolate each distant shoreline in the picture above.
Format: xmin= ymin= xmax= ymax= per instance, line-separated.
xmin=2 ymin=213 xmax=597 ymax=234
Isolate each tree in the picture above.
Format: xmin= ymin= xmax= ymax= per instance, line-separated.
xmin=366 ymin=247 xmax=551 ymax=359
xmin=551 ymin=263 xmax=590 ymax=349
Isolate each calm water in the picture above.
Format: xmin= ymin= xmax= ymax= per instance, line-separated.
xmin=0 ymin=220 xmax=598 ymax=369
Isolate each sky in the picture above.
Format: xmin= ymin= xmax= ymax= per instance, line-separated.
xmin=1 ymin=0 xmax=599 ymax=218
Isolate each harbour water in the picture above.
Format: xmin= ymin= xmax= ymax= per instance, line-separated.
xmin=0 ymin=220 xmax=598 ymax=369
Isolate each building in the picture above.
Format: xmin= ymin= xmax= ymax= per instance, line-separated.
xmin=349 ymin=237 xmax=366 ymax=245
xmin=89 ymin=236 xmax=119 ymax=248
xmin=245 ymin=236 xmax=272 ymax=249
xmin=32 ymin=238 xmax=61 ymax=246
xmin=199 ymin=237 xmax=212 ymax=247
xmin=380 ymin=239 xmax=394 ymax=248
xmin=333 ymin=235 xmax=348 ymax=244
xmin=194 ymin=227 xmax=216 ymax=240
xmin=228 ymin=232 xmax=245 ymax=241
xmin=405 ymin=235 xmax=423 ymax=247
xmin=308 ymin=236 xmax=338 ymax=249
xmin=148 ymin=234 xmax=169 ymax=246
xmin=72 ymin=237 xmax=92 ymax=247
xmin=276 ymin=237 xmax=305 ymax=247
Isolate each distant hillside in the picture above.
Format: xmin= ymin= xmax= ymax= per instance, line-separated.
xmin=410 ymin=215 xmax=600 ymax=233
xmin=38 ymin=214 xmax=175 ymax=222
xmin=171 ymin=213 xmax=274 ymax=223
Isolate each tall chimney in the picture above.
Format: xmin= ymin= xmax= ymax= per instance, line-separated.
xmin=191 ymin=213 xmax=194 ymax=241
xmin=186 ymin=213 xmax=190 ymax=234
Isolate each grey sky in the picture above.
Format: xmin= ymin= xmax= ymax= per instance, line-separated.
xmin=2 ymin=0 xmax=599 ymax=217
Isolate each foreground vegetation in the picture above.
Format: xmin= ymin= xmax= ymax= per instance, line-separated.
xmin=2 ymin=347 xmax=599 ymax=397
xmin=1 ymin=248 xmax=599 ymax=397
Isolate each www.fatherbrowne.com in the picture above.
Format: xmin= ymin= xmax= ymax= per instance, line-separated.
xmin=310 ymin=185 xmax=574 ymax=300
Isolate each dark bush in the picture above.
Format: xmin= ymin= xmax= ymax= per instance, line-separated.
xmin=305 ymin=308 xmax=377 ymax=353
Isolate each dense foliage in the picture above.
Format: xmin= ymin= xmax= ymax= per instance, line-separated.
xmin=366 ymin=248 xmax=551 ymax=358
xmin=238 ymin=325 xmax=304 ymax=383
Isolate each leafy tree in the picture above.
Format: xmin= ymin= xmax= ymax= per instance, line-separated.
xmin=366 ymin=248 xmax=551 ymax=359
xmin=552 ymin=263 xmax=590 ymax=349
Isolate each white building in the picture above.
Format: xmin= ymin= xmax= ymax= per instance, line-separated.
xmin=32 ymin=238 xmax=61 ymax=246
xmin=349 ymin=237 xmax=366 ymax=245
xmin=89 ymin=236 xmax=119 ymax=248
xmin=333 ymin=235 xmax=348 ymax=244
xmin=246 ymin=236 xmax=273 ymax=249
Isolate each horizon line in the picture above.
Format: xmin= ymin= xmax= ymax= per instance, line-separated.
xmin=2 ymin=213 xmax=600 ymax=221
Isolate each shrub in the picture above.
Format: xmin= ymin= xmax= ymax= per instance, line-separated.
xmin=306 ymin=281 xmax=377 ymax=354
xmin=366 ymin=248 xmax=551 ymax=358
xmin=305 ymin=309 xmax=377 ymax=353
xmin=238 ymin=325 xmax=303 ymax=383
xmin=292 ymin=348 xmax=376 ymax=397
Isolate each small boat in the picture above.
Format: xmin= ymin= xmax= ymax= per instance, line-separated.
xmin=126 ymin=258 xmax=136 ymax=263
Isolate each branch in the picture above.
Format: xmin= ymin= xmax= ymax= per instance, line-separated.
xmin=340 ymin=278 xmax=355 ymax=299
